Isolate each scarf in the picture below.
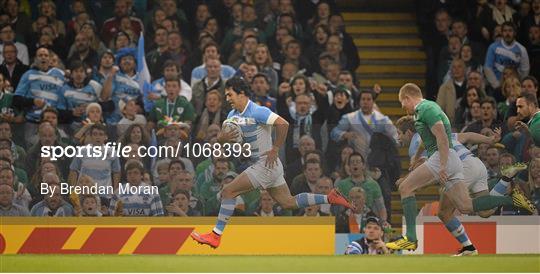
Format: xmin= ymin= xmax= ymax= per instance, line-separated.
xmin=492 ymin=5 xmax=514 ymax=25
xmin=292 ymin=113 xmax=312 ymax=147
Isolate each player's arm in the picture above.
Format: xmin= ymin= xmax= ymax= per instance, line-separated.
xmin=272 ymin=115 xmax=289 ymax=150
xmin=457 ymin=129 xmax=500 ymax=145
xmin=431 ymin=122 xmax=450 ymax=182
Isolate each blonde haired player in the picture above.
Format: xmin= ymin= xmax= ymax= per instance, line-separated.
xmin=386 ymin=83 xmax=534 ymax=251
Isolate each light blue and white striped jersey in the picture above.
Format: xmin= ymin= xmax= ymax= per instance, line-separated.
xmin=69 ymin=146 xmax=121 ymax=197
xmin=110 ymin=183 xmax=164 ymax=216
xmin=107 ymin=72 xmax=142 ymax=124
xmin=409 ymin=133 xmax=473 ymax=161
xmin=227 ymin=100 xmax=279 ymax=163
xmin=30 ymin=200 xmax=74 ymax=216
xmin=485 ymin=40 xmax=530 ymax=80
xmin=15 ymin=67 xmax=65 ymax=122
xmin=58 ymin=80 xmax=102 ymax=111
xmin=408 ymin=133 xmax=426 ymax=160
xmin=450 ymin=133 xmax=473 ymax=161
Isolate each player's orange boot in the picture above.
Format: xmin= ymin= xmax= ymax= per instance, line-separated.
xmin=328 ymin=189 xmax=354 ymax=209
xmin=190 ymin=231 xmax=221 ymax=249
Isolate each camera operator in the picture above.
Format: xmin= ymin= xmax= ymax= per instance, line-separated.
xmin=344 ymin=215 xmax=389 ymax=255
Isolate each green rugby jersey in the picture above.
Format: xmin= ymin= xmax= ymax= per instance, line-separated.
xmin=414 ymin=100 xmax=453 ymax=157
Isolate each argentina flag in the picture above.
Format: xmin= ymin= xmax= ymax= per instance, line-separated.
xmin=137 ymin=32 xmax=152 ymax=100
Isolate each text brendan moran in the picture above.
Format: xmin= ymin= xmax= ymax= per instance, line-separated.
xmin=41 ymin=183 xmax=158 ymax=197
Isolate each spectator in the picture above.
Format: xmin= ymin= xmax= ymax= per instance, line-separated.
xmin=484 ymin=22 xmax=529 ymax=90
xmin=337 ymin=71 xmax=359 ymax=105
xmin=331 ymin=90 xmax=398 ymax=159
xmin=197 ymin=157 xmax=230 ymax=205
xmin=109 ymin=160 xmax=164 ymax=216
xmin=505 ymin=76 xmax=538 ymax=129
xmin=290 ymin=159 xmax=323 ymax=195
xmin=489 ymin=0 xmax=516 ymax=27
xmin=307 ymin=23 xmax=331 ymax=73
xmin=527 ymin=25 xmax=540 ymax=81
xmin=437 ymin=34 xmax=462 ymax=85
xmin=0 ymin=24 xmax=29 ymax=66
xmin=253 ymin=44 xmax=279 ymax=96
xmin=3 ymin=0 xmax=32 ymax=44
xmin=436 ymin=58 xmax=468 ymax=124
xmin=230 ymin=35 xmax=259 ymax=68
xmin=325 ymin=86 xmax=354 ymax=171
xmin=455 ymin=88 xmax=486 ymax=131
xmin=335 ymin=153 xmax=387 ymax=221
xmin=278 ymin=39 xmax=312 ymax=74
xmin=100 ymin=50 xmax=141 ymax=124
xmin=253 ymin=189 xmax=287 ymax=216
xmin=0 ymin=184 xmax=30 ymax=216
xmin=515 ymin=93 xmax=540 ymax=147
xmin=328 ymin=13 xmax=359 ymax=73
xmin=251 ymin=73 xmax=277 ymax=111
xmin=0 ymin=72 xmax=24 ymax=124
xmin=451 ymin=18 xmax=486 ymax=61
xmin=485 ymin=146 xmax=502 ymax=180
xmin=165 ymin=189 xmax=201 ymax=216
xmin=191 ymin=58 xmax=226 ymax=115
xmin=146 ymin=26 xmax=168 ymax=80
xmin=193 ymin=90 xmax=226 ymax=143
xmin=68 ymin=124 xmax=121 ymax=194
xmin=0 ymin=42 xmax=28 ymax=90
xmin=191 ymin=42 xmax=236 ymax=85
xmin=36 ymin=0 xmax=66 ymax=37
xmin=0 ymin=167 xmax=31 ymax=209
xmin=147 ymin=60 xmax=192 ymax=113
xmin=80 ymin=195 xmax=102 ymax=217
xmin=14 ymin=47 xmax=64 ymax=141
xmin=343 ymin=215 xmax=389 ymax=254
xmin=315 ymin=176 xmax=334 ymax=215
xmin=463 ymin=97 xmax=503 ymax=134
xmin=67 ymin=32 xmax=99 ymax=69
xmin=117 ymin=98 xmax=147 ymax=137
xmin=101 ymin=0 xmax=143 ymax=46
xmin=466 ymin=70 xmax=487 ymax=100
xmin=285 ymin=137 xmax=318 ymax=182
xmin=156 ymin=31 xmax=188 ymax=82
xmin=498 ymin=76 xmax=521 ymax=118
xmin=148 ymin=77 xmax=195 ymax=130
xmin=424 ymin=9 xmax=451 ymax=99
xmin=460 ymin=44 xmax=484 ymax=75
xmin=31 ymin=179 xmax=75 ymax=216
xmin=335 ymin=187 xmax=372 ymax=233
xmin=58 ymin=61 xmax=102 ymax=124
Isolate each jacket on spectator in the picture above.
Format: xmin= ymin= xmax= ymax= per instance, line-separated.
xmin=0 ymin=59 xmax=29 ymax=90
xmin=436 ymin=79 xmax=466 ymax=125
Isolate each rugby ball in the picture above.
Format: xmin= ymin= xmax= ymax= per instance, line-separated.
xmin=222 ymin=119 xmax=243 ymax=144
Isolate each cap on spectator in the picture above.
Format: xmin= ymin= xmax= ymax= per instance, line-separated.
xmin=334 ymin=85 xmax=351 ymax=98
xmin=365 ymin=215 xmax=382 ymax=228
xmin=115 ymin=47 xmax=137 ymax=65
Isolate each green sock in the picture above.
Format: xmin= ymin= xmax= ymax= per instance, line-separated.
xmin=402 ymin=196 xmax=418 ymax=242
xmin=473 ymin=195 xmax=513 ymax=212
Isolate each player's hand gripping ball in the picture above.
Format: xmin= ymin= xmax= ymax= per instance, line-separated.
xmin=222 ymin=118 xmax=243 ymax=144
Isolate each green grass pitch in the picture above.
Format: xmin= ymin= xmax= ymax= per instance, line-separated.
xmin=0 ymin=255 xmax=539 ymax=272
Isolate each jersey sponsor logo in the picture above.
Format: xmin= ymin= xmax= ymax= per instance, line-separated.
xmin=126 ymin=208 xmax=149 ymax=215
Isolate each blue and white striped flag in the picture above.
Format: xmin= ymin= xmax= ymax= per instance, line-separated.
xmin=137 ymin=32 xmax=152 ymax=100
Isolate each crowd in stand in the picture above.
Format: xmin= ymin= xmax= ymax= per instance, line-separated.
xmin=0 ymin=0 xmax=537 ymax=233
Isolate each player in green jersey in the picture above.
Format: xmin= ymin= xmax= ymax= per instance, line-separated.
xmin=515 ymin=93 xmax=540 ymax=147
xmin=386 ymin=83 xmax=534 ymax=251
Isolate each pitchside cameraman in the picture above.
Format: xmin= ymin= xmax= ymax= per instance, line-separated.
xmin=344 ymin=215 xmax=389 ymax=255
